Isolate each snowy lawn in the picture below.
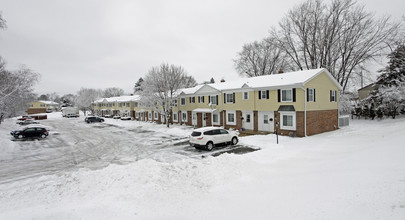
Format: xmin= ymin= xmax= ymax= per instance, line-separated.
xmin=0 ymin=114 xmax=404 ymax=219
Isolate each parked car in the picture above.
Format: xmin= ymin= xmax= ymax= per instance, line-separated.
xmin=104 ymin=114 xmax=113 ymax=118
xmin=10 ymin=126 xmax=49 ymax=139
xmin=120 ymin=116 xmax=132 ymax=120
xmin=16 ymin=119 xmax=39 ymax=125
xmin=17 ymin=116 xmax=33 ymax=121
xmin=66 ymin=113 xmax=79 ymax=118
xmin=113 ymin=115 xmax=121 ymax=119
xmin=85 ymin=116 xmax=104 ymax=123
xmin=189 ymin=127 xmax=239 ymax=151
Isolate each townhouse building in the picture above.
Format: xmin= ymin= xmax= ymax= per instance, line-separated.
xmin=173 ymin=68 xmax=341 ymax=137
xmin=93 ymin=95 xmax=141 ymax=118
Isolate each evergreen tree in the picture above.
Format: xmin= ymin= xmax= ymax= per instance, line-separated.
xmin=134 ymin=77 xmax=144 ymax=93
xmin=371 ymin=44 xmax=405 ymax=119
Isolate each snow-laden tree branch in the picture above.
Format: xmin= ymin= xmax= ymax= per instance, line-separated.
xmin=140 ymin=63 xmax=197 ymax=127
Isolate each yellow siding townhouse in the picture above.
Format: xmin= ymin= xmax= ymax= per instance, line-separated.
xmin=175 ymin=68 xmax=342 ymax=137
xmin=27 ymin=100 xmax=59 ymax=114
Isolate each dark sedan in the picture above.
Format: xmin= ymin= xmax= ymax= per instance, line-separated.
xmin=11 ymin=126 xmax=49 ymax=139
xmin=85 ymin=116 xmax=104 ymax=123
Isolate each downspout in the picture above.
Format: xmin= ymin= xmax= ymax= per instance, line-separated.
xmin=301 ymin=87 xmax=307 ymax=137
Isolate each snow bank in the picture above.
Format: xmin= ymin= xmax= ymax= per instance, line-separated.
xmin=1 ymin=115 xmax=405 ymax=219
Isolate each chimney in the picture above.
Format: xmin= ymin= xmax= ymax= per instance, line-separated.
xmin=278 ymin=68 xmax=284 ymax=74
xmin=220 ymin=78 xmax=225 ymax=83
xmin=130 ymin=94 xmax=133 ymax=96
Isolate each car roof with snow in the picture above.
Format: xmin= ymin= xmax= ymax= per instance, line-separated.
xmin=192 ymin=127 xmax=224 ymax=132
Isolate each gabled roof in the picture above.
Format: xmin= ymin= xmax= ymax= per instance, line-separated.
xmin=94 ymin=95 xmax=141 ymax=103
xmin=178 ymin=68 xmax=342 ymax=96
xmin=38 ymin=100 xmax=59 ymax=105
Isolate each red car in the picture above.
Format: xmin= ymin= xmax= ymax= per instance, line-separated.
xmin=17 ymin=116 xmax=34 ymax=121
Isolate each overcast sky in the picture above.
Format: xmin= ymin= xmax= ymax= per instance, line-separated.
xmin=0 ymin=0 xmax=404 ymax=96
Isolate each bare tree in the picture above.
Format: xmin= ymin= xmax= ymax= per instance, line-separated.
xmin=141 ymin=63 xmax=196 ymax=127
xmin=274 ymin=0 xmax=402 ymax=91
xmin=0 ymin=12 xmax=6 ymax=30
xmin=0 ymin=65 xmax=40 ymax=122
xmin=75 ymin=88 xmax=102 ymax=115
xmin=103 ymin=87 xmax=124 ymax=98
xmin=234 ymin=36 xmax=287 ymax=77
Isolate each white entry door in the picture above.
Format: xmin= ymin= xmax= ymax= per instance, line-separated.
xmin=258 ymin=111 xmax=274 ymax=132
xmin=192 ymin=112 xmax=197 ymax=126
xmin=242 ymin=111 xmax=253 ymax=130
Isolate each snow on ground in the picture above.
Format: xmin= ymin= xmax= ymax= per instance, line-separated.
xmin=0 ymin=113 xmax=405 ymax=219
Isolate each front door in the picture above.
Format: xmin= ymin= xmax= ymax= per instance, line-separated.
xmin=258 ymin=111 xmax=274 ymax=132
xmin=192 ymin=112 xmax=197 ymax=126
xmin=242 ymin=111 xmax=253 ymax=130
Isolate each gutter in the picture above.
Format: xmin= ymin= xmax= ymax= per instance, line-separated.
xmin=301 ymin=87 xmax=307 ymax=137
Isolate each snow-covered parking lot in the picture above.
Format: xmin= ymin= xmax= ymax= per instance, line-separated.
xmin=0 ymin=113 xmax=405 ymax=219
xmin=0 ymin=113 xmax=254 ymax=184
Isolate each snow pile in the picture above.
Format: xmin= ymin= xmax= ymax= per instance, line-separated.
xmin=0 ymin=114 xmax=405 ymax=219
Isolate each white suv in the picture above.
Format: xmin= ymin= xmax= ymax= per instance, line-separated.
xmin=189 ymin=127 xmax=239 ymax=151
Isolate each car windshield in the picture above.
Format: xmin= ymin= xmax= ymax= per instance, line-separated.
xmin=191 ymin=131 xmax=201 ymax=137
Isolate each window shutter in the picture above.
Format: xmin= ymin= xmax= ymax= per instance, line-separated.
xmin=202 ymin=96 xmax=205 ymax=103
xmin=278 ymin=89 xmax=281 ymax=102
xmin=224 ymin=93 xmax=226 ymax=103
xmin=314 ymin=89 xmax=316 ymax=102
xmin=189 ymin=97 xmax=191 ymax=103
xmin=335 ymin=90 xmax=337 ymax=102
xmin=293 ymin=88 xmax=296 ymax=102
xmin=307 ymin=88 xmax=309 ymax=102
xmin=258 ymin=91 xmax=262 ymax=100
xmin=198 ymin=96 xmax=200 ymax=103
xmin=233 ymin=93 xmax=235 ymax=103
xmin=330 ymin=90 xmax=332 ymax=102
xmin=216 ymin=95 xmax=218 ymax=104
xmin=266 ymin=90 xmax=269 ymax=99
xmin=208 ymin=96 xmax=211 ymax=103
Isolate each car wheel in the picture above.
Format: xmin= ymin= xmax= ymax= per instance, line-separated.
xmin=206 ymin=142 xmax=214 ymax=151
xmin=41 ymin=134 xmax=46 ymax=139
xmin=231 ymin=137 xmax=238 ymax=145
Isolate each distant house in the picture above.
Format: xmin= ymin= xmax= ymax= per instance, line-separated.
xmin=93 ymin=95 xmax=141 ymax=118
xmin=357 ymin=83 xmax=377 ymax=101
xmin=27 ymin=100 xmax=59 ymax=114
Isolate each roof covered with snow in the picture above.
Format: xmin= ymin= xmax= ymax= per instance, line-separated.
xmin=179 ymin=68 xmax=341 ymax=95
xmin=38 ymin=100 xmax=59 ymax=105
xmin=94 ymin=95 xmax=141 ymax=103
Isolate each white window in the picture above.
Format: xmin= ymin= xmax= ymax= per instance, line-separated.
xmin=210 ymin=96 xmax=218 ymax=105
xmin=119 ymin=103 xmax=123 ymax=107
xmin=198 ymin=96 xmax=205 ymax=103
xmin=189 ymin=97 xmax=195 ymax=103
xmin=181 ymin=98 xmax=186 ymax=105
xmin=246 ymin=114 xmax=251 ymax=123
xmin=225 ymin=93 xmax=234 ymax=103
xmin=135 ymin=112 xmax=139 ymax=118
xmin=261 ymin=90 xmax=267 ymax=99
xmin=148 ymin=112 xmax=152 ymax=120
xmin=134 ymin=102 xmax=138 ymax=107
xmin=173 ymin=112 xmax=178 ymax=122
xmin=212 ymin=113 xmax=219 ymax=124
xmin=182 ymin=112 xmax=188 ymax=122
xmin=308 ymin=88 xmax=315 ymax=102
xmin=281 ymin=89 xmax=293 ymax=102
xmin=171 ymin=99 xmax=177 ymax=107
xmin=330 ymin=90 xmax=337 ymax=102
xmin=280 ymin=112 xmax=296 ymax=130
xmin=154 ymin=112 xmax=158 ymax=120
xmin=126 ymin=103 xmax=130 ymax=107
xmin=264 ymin=115 xmax=269 ymax=124
xmin=226 ymin=111 xmax=236 ymax=125
xmin=243 ymin=92 xmax=249 ymax=100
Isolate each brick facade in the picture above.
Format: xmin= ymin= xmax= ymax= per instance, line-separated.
xmin=27 ymin=108 xmax=46 ymax=114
